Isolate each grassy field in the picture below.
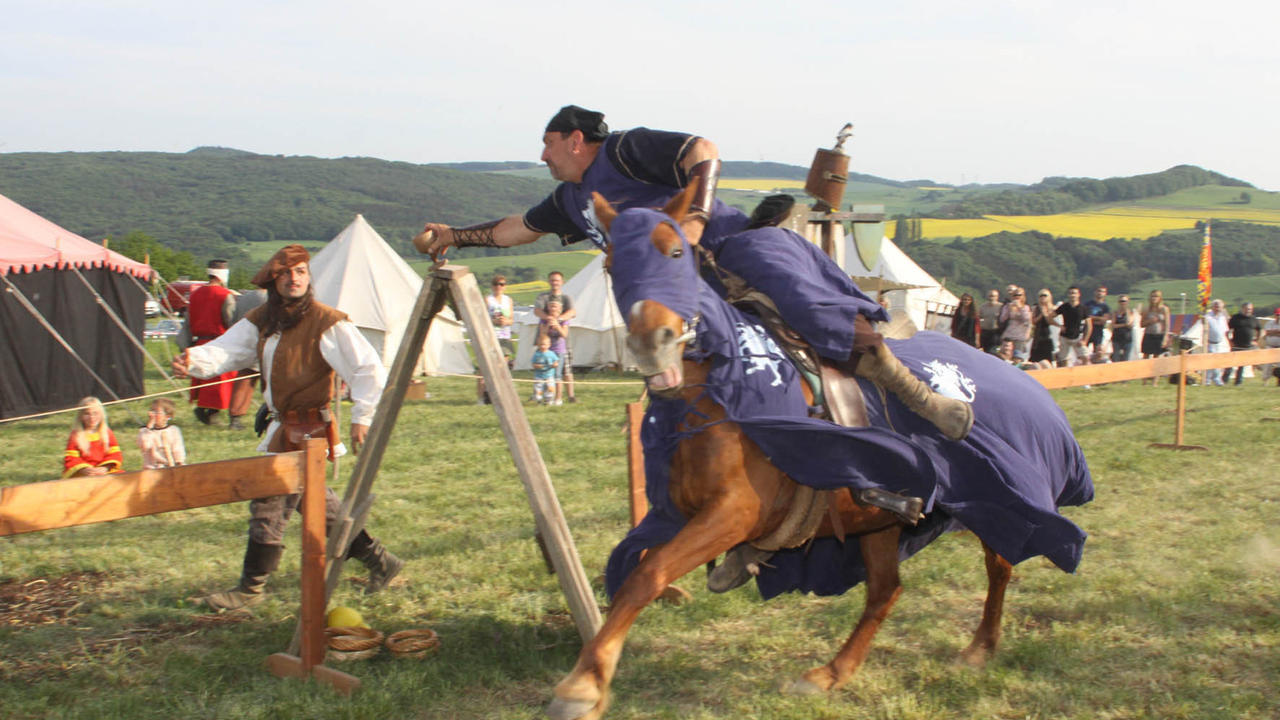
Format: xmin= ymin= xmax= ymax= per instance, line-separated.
xmin=3 ymin=347 xmax=1280 ymax=719
xmin=1132 ymin=275 xmax=1280 ymax=312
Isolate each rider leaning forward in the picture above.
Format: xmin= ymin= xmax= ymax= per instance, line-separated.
xmin=416 ymin=105 xmax=974 ymax=589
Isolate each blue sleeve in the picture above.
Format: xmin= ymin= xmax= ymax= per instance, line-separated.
xmin=524 ymin=186 xmax=590 ymax=244
xmin=607 ymin=128 xmax=698 ymax=187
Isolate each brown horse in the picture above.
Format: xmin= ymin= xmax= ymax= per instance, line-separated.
xmin=546 ymin=189 xmax=1015 ymax=720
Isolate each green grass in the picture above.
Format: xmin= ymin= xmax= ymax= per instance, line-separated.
xmin=3 ymin=352 xmax=1279 ymax=719
xmin=1132 ymin=274 xmax=1280 ymax=312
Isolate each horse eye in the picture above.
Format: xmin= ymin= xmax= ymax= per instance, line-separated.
xmin=668 ymin=247 xmax=683 ymax=259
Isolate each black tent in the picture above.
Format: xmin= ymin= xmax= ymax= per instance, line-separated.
xmin=0 ymin=193 xmax=152 ymax=419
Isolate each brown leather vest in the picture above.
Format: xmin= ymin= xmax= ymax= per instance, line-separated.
xmin=245 ymin=299 xmax=349 ymax=414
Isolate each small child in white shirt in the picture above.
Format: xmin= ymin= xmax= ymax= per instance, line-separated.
xmin=137 ymin=398 xmax=186 ymax=469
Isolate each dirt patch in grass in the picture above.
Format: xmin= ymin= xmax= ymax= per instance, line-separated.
xmin=0 ymin=571 xmax=250 ymax=683
xmin=0 ymin=571 xmax=112 ymax=627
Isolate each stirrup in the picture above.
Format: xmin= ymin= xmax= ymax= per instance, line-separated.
xmin=857 ymin=488 xmax=925 ymax=526
xmin=706 ymin=545 xmax=775 ymax=593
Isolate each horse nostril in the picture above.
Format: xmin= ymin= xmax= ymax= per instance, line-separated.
xmin=658 ymin=327 xmax=675 ymax=345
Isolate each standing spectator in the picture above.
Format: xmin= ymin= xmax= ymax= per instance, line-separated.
xmin=1110 ymin=295 xmax=1137 ymax=362
xmin=1140 ymin=290 xmax=1172 ymax=352
xmin=978 ymin=289 xmax=1003 ymax=353
xmin=530 ymin=334 xmax=560 ymax=404
xmin=63 ymin=397 xmax=123 ymax=477
xmin=172 ymin=244 xmax=403 ymax=611
xmin=1055 ymin=286 xmax=1092 ymax=367
xmin=949 ymin=293 xmax=978 ymax=347
xmin=478 ymin=274 xmax=515 ymax=404
xmin=534 ymin=270 xmax=577 ymax=402
xmin=1030 ymin=289 xmax=1058 ymax=365
xmin=1082 ymin=286 xmax=1112 ymax=362
xmin=999 ymin=287 xmax=1032 ymax=359
xmin=1224 ymin=302 xmax=1261 ymax=385
xmin=185 ymin=260 xmax=238 ymax=425
xmin=539 ymin=300 xmax=571 ymax=404
xmin=137 ymin=398 xmax=186 ymax=469
xmin=1261 ymin=308 xmax=1280 ymax=386
xmin=1203 ymin=299 xmax=1230 ymax=386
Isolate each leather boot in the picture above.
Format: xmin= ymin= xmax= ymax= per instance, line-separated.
xmin=856 ymin=343 xmax=973 ymax=441
xmin=201 ymin=540 xmax=283 ymax=612
xmin=346 ymin=530 xmax=405 ymax=595
xmin=707 ymin=544 xmax=774 ymax=593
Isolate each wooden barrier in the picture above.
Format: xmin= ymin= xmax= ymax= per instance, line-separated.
xmin=0 ymin=438 xmax=357 ymax=693
xmin=1026 ymin=347 xmax=1280 ymax=450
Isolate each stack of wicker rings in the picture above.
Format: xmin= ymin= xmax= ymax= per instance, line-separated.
xmin=325 ymin=626 xmax=384 ymax=662
xmin=325 ymin=626 xmax=441 ymax=661
xmin=385 ymin=628 xmax=440 ymax=659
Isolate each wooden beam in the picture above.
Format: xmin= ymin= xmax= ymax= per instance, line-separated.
xmin=1 ymin=452 xmax=307 ymax=537
xmin=299 ymin=438 xmax=328 ymax=671
xmin=1025 ymin=348 xmax=1280 ymax=389
xmin=444 ymin=265 xmax=604 ymax=642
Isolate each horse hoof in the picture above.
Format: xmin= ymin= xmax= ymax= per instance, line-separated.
xmin=782 ymin=678 xmax=826 ymax=696
xmin=957 ymin=645 xmax=992 ymax=667
xmin=547 ymin=696 xmax=600 ymax=720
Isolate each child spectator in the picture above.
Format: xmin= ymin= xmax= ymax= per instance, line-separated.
xmin=530 ymin=334 xmax=560 ymax=405
xmin=137 ymin=397 xmax=187 ymax=469
xmin=63 ymin=397 xmax=123 ymax=477
xmin=539 ymin=300 xmax=571 ymax=405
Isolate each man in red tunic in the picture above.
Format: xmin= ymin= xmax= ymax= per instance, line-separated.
xmin=186 ymin=260 xmax=237 ymax=424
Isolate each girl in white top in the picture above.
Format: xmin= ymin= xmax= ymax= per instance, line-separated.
xmin=137 ymin=397 xmax=186 ymax=469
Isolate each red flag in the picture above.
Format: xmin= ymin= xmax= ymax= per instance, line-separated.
xmin=1196 ymin=222 xmax=1212 ymax=313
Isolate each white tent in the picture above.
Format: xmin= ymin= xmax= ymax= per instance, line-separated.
xmin=310 ymin=214 xmax=472 ymax=376
xmin=838 ymin=233 xmax=960 ymax=332
xmin=513 ymin=253 xmax=636 ymax=371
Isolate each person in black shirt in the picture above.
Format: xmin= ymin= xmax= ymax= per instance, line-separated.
xmin=1055 ymin=286 xmax=1092 ymax=367
xmin=1225 ymin=302 xmax=1261 ymax=385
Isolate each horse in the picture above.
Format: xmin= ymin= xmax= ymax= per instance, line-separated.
xmin=547 ymin=188 xmax=1094 ymax=720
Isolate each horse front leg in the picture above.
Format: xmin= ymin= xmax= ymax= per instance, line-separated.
xmin=959 ymin=541 xmax=1012 ymax=666
xmin=548 ymin=502 xmax=754 ymax=720
xmin=788 ymin=525 xmax=904 ymax=694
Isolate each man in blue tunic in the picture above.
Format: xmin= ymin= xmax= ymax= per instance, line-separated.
xmin=417 ymin=105 xmax=970 ymax=442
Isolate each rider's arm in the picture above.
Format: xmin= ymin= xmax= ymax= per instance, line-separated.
xmin=416 ymin=214 xmax=542 ymax=258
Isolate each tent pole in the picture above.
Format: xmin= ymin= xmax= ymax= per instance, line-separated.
xmin=71 ymin=266 xmax=179 ymax=387
xmin=1 ymin=274 xmax=141 ymax=424
xmin=602 ymin=269 xmax=627 ymax=370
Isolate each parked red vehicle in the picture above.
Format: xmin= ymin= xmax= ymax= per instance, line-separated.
xmin=162 ymin=280 xmax=206 ymax=315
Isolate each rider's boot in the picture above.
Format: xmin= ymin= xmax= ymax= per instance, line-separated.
xmin=201 ymin=539 xmax=283 ymax=612
xmin=707 ymin=544 xmax=775 ymax=593
xmin=346 ymin=530 xmax=405 ymax=595
xmin=747 ymin=194 xmax=796 ymax=229
xmin=855 ymin=343 xmax=973 ymax=441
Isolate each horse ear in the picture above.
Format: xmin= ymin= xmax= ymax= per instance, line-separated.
xmin=662 ymin=183 xmax=697 ymax=222
xmin=592 ymin=192 xmax=617 ymax=231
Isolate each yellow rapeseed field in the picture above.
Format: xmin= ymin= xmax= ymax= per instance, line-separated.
xmin=719 ymin=178 xmax=805 ymax=191
xmin=890 ymin=205 xmax=1280 ymax=241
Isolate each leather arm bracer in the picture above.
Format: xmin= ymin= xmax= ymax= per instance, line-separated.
xmin=686 ymin=159 xmax=721 ymax=223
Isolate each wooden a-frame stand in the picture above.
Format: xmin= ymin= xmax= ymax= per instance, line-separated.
xmin=286 ymin=264 xmax=603 ymax=658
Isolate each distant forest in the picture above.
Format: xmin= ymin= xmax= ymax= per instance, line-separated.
xmin=932 ymin=165 xmax=1252 ymax=218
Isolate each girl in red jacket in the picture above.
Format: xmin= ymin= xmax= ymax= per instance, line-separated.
xmin=63 ymin=397 xmax=123 ymax=478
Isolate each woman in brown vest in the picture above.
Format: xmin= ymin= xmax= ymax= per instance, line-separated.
xmin=173 ymin=245 xmax=404 ymax=611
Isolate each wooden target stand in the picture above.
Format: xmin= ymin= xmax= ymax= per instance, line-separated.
xmin=280 ymin=264 xmax=603 ymax=667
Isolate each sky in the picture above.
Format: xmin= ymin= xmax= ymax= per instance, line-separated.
xmin=3 ymin=0 xmax=1278 ymax=190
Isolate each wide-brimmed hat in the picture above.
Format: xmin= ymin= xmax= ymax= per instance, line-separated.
xmin=251 ymin=245 xmax=309 ymax=288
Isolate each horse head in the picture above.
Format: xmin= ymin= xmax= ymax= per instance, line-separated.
xmin=593 ymin=186 xmax=701 ymax=397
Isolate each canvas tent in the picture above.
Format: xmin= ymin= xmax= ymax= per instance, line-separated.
xmin=513 ymin=253 xmax=636 ymax=371
xmin=309 ymin=214 xmax=472 ymax=376
xmin=0 ymin=192 xmax=152 ymax=419
xmin=838 ymin=233 xmax=960 ymax=332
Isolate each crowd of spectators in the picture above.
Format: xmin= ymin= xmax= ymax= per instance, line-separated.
xmin=951 ymin=284 xmax=1279 ymax=383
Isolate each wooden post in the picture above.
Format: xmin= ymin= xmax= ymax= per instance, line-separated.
xmin=626 ymin=402 xmax=647 ymax=528
xmin=299 ymin=437 xmax=328 ymax=672
xmin=1148 ymin=352 xmax=1207 ymax=452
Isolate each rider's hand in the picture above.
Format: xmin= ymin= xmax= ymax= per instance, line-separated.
xmin=413 ymin=223 xmax=454 ymax=261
